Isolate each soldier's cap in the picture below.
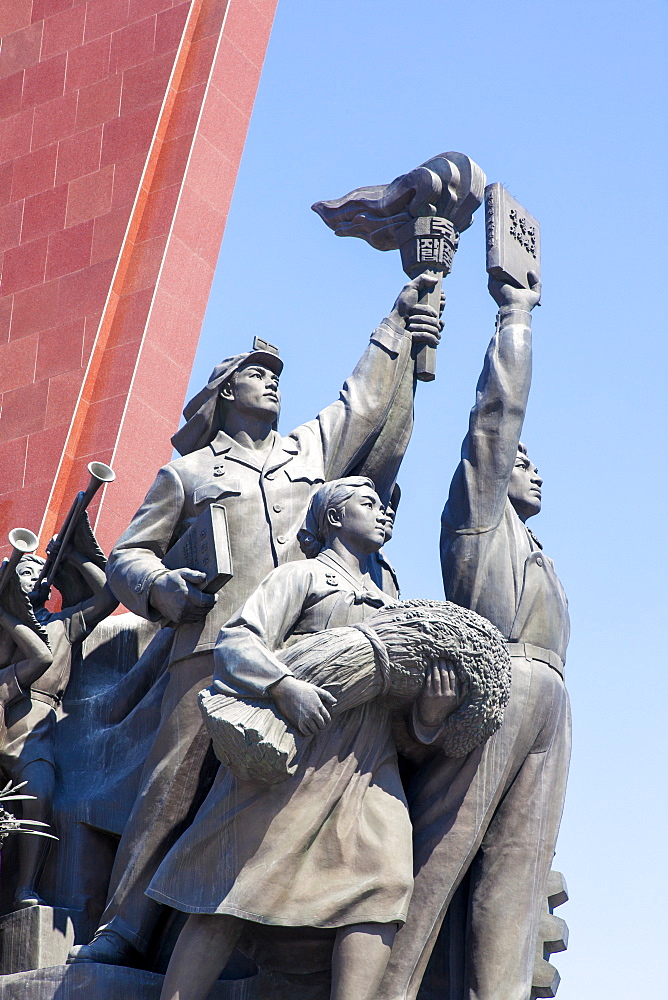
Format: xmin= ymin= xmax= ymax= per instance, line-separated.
xmin=205 ymin=349 xmax=283 ymax=390
xmin=171 ymin=345 xmax=283 ymax=457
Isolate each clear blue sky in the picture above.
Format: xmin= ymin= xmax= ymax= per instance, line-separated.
xmin=186 ymin=1 xmax=668 ymax=994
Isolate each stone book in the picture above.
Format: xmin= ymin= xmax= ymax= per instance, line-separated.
xmin=485 ymin=183 xmax=540 ymax=289
xmin=163 ymin=504 xmax=233 ymax=594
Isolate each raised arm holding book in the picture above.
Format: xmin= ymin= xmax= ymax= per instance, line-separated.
xmin=377 ymin=273 xmax=572 ymax=1000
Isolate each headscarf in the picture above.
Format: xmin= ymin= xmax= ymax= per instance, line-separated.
xmin=0 ymin=555 xmax=49 ymax=646
xmin=171 ymin=350 xmax=284 ymax=457
xmin=15 ymin=552 xmax=45 ymax=573
xmin=297 ymin=477 xmax=375 ymax=558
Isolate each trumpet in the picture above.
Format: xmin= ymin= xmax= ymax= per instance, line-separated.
xmin=0 ymin=528 xmax=39 ymax=600
xmin=38 ymin=461 xmax=116 ymax=590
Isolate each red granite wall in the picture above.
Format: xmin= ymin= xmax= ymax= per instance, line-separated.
xmin=0 ymin=0 xmax=278 ymax=557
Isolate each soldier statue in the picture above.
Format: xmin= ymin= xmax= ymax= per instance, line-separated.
xmin=70 ymin=275 xmax=444 ymax=966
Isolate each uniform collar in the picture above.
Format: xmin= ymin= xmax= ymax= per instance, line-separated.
xmin=373 ymin=547 xmax=394 ymax=570
xmin=317 ymin=550 xmax=374 ymax=592
xmin=209 ymin=429 xmax=298 ymax=473
xmin=526 ymin=526 xmax=543 ymax=550
xmin=264 ymin=434 xmax=299 ymax=475
xmin=317 ymin=550 xmax=387 ymax=609
xmin=372 ymin=548 xmax=400 ymax=587
xmin=209 ymin=429 xmax=234 ymax=456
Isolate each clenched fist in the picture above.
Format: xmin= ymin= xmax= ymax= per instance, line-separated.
xmin=389 ymin=273 xmax=445 ymax=347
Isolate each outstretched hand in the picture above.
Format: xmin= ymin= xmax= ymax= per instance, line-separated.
xmin=390 ymin=273 xmax=444 ymax=348
xmin=270 ymin=675 xmax=337 ymax=736
xmin=416 ymin=658 xmax=466 ymax=728
xmin=488 ymin=271 xmax=541 ymax=312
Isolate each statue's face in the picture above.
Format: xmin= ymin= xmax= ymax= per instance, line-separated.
xmin=382 ymin=502 xmax=396 ymax=542
xmin=508 ymin=449 xmax=542 ymax=521
xmin=221 ymin=364 xmax=280 ymax=421
xmin=330 ymin=487 xmax=387 ymax=555
xmin=16 ymin=558 xmax=41 ymax=595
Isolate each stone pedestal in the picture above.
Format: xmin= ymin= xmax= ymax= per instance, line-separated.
xmin=0 ymin=906 xmax=75 ymax=975
xmin=0 ymin=964 xmax=330 ymax=1000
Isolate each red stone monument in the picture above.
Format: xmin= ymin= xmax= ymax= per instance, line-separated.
xmin=0 ymin=0 xmax=279 ymax=558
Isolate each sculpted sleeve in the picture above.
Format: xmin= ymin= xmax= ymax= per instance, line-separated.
xmin=213 ymin=563 xmax=314 ymax=698
xmin=441 ymin=309 xmax=532 ymax=537
xmin=313 ymin=316 xmax=415 ymax=499
xmin=106 ymin=465 xmax=185 ymax=620
xmin=49 ymin=601 xmax=88 ymax=645
xmin=408 ymin=705 xmax=450 ymax=750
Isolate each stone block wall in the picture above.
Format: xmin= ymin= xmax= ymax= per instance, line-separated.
xmin=0 ymin=0 xmax=279 ymax=557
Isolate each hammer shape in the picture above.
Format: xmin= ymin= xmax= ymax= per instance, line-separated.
xmin=313 ymin=152 xmax=486 ymax=380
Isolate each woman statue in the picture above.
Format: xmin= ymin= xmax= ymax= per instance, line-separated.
xmin=148 ymin=477 xmax=465 ymax=1000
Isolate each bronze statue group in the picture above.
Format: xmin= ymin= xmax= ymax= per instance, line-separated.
xmin=0 ymin=268 xmax=570 ymax=1000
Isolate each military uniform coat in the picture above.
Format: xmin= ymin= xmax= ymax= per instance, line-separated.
xmin=146 ymin=552 xmax=412 ymax=930
xmin=107 ymin=318 xmax=416 ymax=667
xmin=98 ymin=319 xmax=420 ymax=951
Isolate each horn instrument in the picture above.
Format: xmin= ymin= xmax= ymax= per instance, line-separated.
xmin=38 ymin=461 xmax=116 ymax=589
xmin=0 ymin=528 xmax=39 ymax=599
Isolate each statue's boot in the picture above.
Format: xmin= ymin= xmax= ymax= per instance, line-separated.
xmin=13 ymin=888 xmax=46 ymax=909
xmin=67 ymin=929 xmax=137 ymax=966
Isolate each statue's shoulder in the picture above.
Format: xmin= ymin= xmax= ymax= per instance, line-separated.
xmin=274 ymin=556 xmax=317 ymax=581
xmin=261 ymin=557 xmax=320 ymax=596
xmin=163 ymin=444 xmax=214 ymax=484
xmin=283 ymin=419 xmax=320 ymax=450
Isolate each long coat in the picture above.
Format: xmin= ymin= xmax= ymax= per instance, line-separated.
xmin=146 ymin=551 xmax=413 ymax=935
xmin=96 ymin=316 xmax=420 ymax=952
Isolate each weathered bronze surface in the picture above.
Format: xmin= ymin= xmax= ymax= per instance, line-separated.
xmin=0 ymin=157 xmax=571 ymax=1000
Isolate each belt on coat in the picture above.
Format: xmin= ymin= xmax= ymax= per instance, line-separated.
xmin=506 ymin=641 xmax=565 ymax=679
xmin=30 ymin=689 xmax=61 ymax=707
